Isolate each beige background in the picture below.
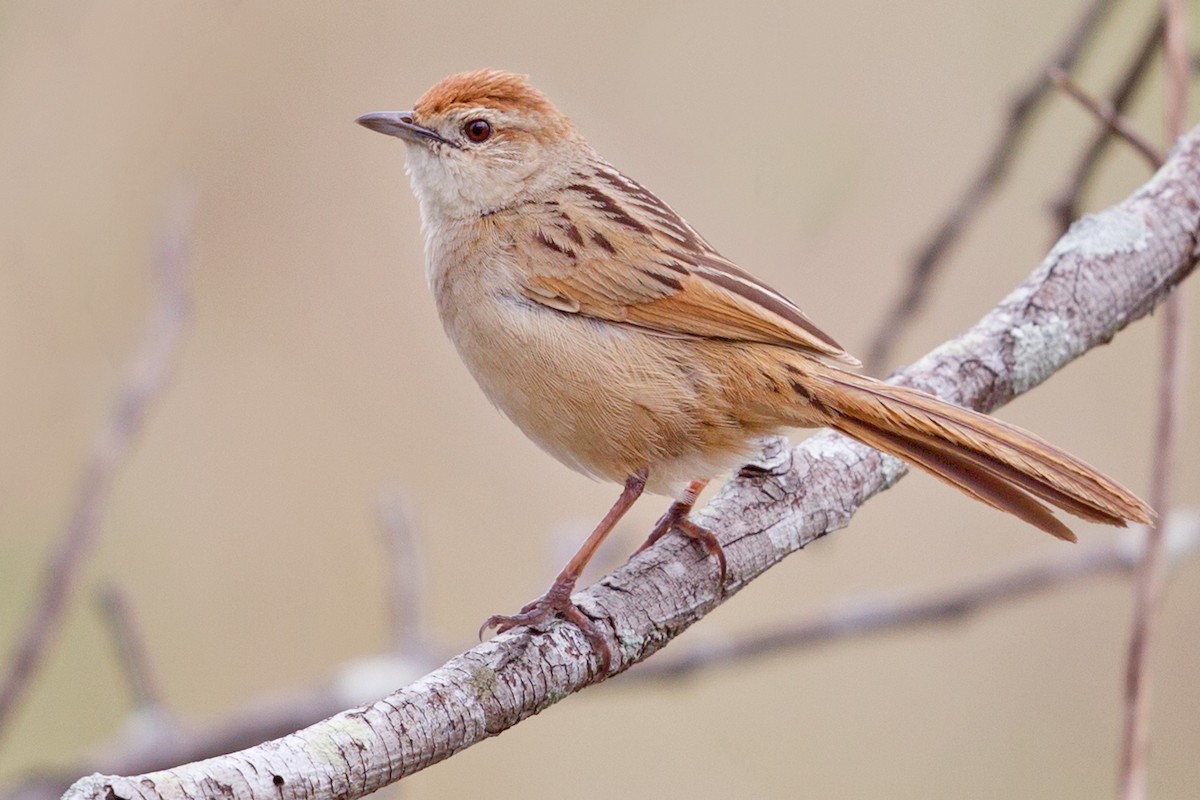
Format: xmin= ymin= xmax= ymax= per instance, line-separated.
xmin=2 ymin=1 xmax=1198 ymax=798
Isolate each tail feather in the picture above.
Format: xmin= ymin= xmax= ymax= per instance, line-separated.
xmin=803 ymin=368 xmax=1154 ymax=539
xmin=833 ymin=395 xmax=1131 ymax=525
xmin=833 ymin=414 xmax=1078 ymax=541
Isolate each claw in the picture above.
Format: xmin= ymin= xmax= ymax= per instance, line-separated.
xmin=635 ymin=493 xmax=728 ymax=591
xmin=673 ymin=517 xmax=727 ymax=588
xmin=479 ymin=584 xmax=613 ymax=674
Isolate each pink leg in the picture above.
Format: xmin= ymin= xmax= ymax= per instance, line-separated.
xmin=634 ymin=480 xmax=727 ymax=587
xmin=480 ymin=472 xmax=647 ymax=674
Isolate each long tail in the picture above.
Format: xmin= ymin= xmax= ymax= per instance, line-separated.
xmin=800 ymin=366 xmax=1154 ymax=541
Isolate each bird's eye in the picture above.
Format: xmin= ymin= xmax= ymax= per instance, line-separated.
xmin=464 ymin=119 xmax=492 ymax=143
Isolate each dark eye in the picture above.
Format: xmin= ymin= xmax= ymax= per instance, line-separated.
xmin=464 ymin=118 xmax=492 ymax=143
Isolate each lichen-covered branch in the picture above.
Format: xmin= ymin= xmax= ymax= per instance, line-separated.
xmin=61 ymin=122 xmax=1200 ymax=800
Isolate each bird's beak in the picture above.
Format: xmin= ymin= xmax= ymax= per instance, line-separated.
xmin=356 ymin=111 xmax=455 ymax=147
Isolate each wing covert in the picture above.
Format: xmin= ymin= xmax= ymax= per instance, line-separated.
xmin=515 ymin=164 xmax=860 ymax=366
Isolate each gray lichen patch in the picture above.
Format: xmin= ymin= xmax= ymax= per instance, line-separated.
xmin=877 ymin=452 xmax=908 ymax=489
xmin=467 ymin=664 xmax=497 ymax=700
xmin=617 ymin=628 xmax=647 ymax=654
xmin=308 ymin=713 xmax=377 ymax=766
xmin=1051 ymin=208 xmax=1151 ymax=260
xmin=1008 ymin=315 xmax=1073 ymax=394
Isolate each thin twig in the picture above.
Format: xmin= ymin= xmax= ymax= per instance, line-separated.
xmin=1119 ymin=6 xmax=1188 ymax=798
xmin=628 ymin=516 xmax=1199 ymax=681
xmin=863 ymin=0 xmax=1116 ymax=373
xmin=0 ymin=207 xmax=191 ymax=747
xmin=1051 ymin=15 xmax=1165 ymax=234
xmin=96 ymin=586 xmax=165 ymax=713
xmin=376 ymin=490 xmax=429 ymax=657
xmin=1048 ymin=67 xmax=1164 ymax=169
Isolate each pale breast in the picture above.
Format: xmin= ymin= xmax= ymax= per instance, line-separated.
xmin=424 ymin=216 xmax=796 ymax=496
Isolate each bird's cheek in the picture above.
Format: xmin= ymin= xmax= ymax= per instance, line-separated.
xmin=453 ymin=163 xmax=520 ymax=214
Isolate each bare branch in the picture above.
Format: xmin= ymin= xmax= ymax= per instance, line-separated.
xmin=7 ymin=518 xmax=1197 ymax=800
xmin=58 ymin=120 xmax=1200 ymax=800
xmin=1119 ymin=7 xmax=1189 ymax=799
xmin=628 ymin=513 xmax=1200 ymax=681
xmin=8 ymin=515 xmax=1198 ymax=800
xmin=0 ymin=208 xmax=191 ymax=746
xmin=96 ymin=586 xmax=166 ymax=715
xmin=1048 ymin=67 xmax=1164 ymax=169
xmin=863 ymin=0 xmax=1117 ymax=373
xmin=1051 ymin=14 xmax=1165 ymax=234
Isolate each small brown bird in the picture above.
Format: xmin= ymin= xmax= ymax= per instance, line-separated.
xmin=358 ymin=69 xmax=1152 ymax=667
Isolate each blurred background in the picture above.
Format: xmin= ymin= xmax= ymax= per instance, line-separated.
xmin=2 ymin=1 xmax=1198 ymax=797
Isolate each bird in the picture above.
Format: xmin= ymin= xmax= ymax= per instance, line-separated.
xmin=357 ymin=69 xmax=1153 ymax=671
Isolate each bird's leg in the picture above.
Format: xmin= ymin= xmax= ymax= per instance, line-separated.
xmin=634 ymin=480 xmax=727 ymax=586
xmin=480 ymin=471 xmax=647 ymax=673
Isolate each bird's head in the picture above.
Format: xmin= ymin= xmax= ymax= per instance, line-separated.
xmin=358 ymin=69 xmax=586 ymax=223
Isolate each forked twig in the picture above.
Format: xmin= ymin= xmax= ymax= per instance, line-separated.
xmin=1048 ymin=67 xmax=1164 ymax=169
xmin=863 ymin=0 xmax=1117 ymax=373
xmin=0 ymin=209 xmax=191 ymax=746
xmin=1051 ymin=15 xmax=1165 ymax=234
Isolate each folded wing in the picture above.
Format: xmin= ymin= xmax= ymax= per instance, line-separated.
xmin=515 ymin=163 xmax=860 ymax=366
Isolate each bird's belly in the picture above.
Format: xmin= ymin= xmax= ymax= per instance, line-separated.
xmin=440 ymin=295 xmax=764 ymax=496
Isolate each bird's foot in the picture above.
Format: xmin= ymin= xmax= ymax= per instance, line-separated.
xmin=480 ymin=578 xmax=613 ymax=673
xmin=637 ymin=506 xmax=727 ymax=589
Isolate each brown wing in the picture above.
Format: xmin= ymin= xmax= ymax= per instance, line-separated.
xmin=514 ymin=163 xmax=860 ymax=366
